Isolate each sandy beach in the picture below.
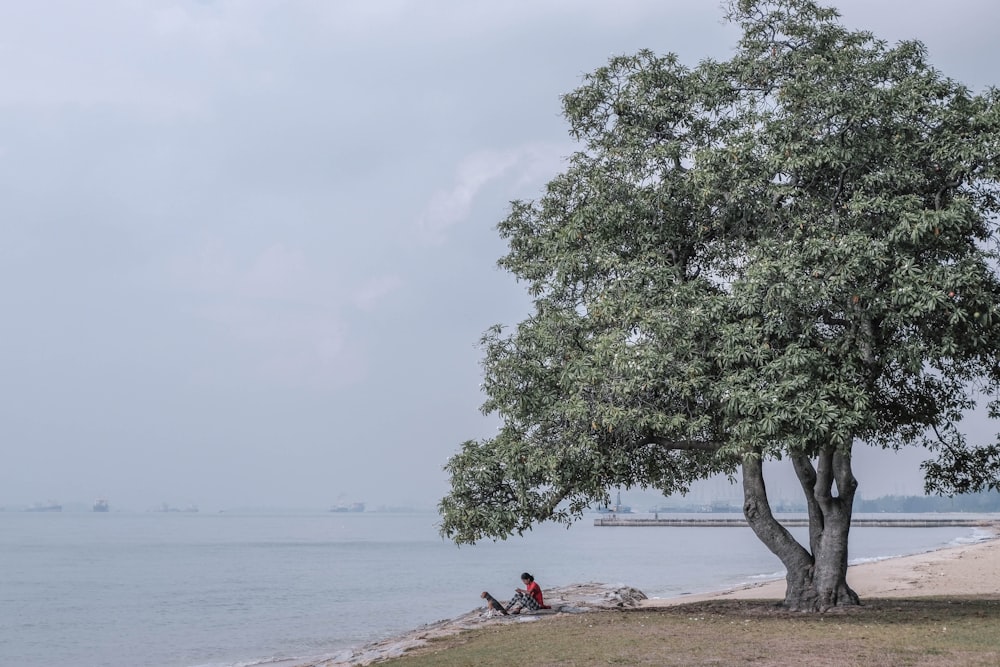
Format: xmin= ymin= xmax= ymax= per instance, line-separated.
xmin=645 ymin=529 xmax=1000 ymax=607
xmin=306 ymin=529 xmax=1000 ymax=666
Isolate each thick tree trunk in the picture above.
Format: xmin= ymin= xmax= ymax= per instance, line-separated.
xmin=742 ymin=446 xmax=860 ymax=611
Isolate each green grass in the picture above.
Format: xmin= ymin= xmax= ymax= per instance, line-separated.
xmin=379 ymin=597 xmax=1000 ymax=667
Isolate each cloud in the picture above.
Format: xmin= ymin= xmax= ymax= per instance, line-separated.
xmin=164 ymin=234 xmax=413 ymax=390
xmin=167 ymin=238 xmax=373 ymax=388
xmin=150 ymin=3 xmax=259 ymax=50
xmin=0 ymin=3 xmax=203 ymax=117
xmin=416 ymin=142 xmax=567 ymax=243
xmin=171 ymin=238 xmax=331 ymax=303
xmin=198 ymin=299 xmax=359 ymax=389
xmin=352 ymin=275 xmax=403 ymax=312
xmin=242 ymin=244 xmax=311 ymax=301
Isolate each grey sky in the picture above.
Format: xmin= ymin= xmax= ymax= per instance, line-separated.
xmin=3 ymin=1 xmax=998 ymax=512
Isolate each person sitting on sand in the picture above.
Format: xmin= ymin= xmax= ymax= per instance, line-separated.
xmin=506 ymin=572 xmax=549 ymax=614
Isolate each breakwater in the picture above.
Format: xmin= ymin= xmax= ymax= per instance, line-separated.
xmin=594 ymin=517 xmax=998 ymax=528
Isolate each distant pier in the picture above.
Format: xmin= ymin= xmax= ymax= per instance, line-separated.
xmin=594 ymin=517 xmax=998 ymax=528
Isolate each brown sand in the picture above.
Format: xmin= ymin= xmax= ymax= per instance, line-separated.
xmin=644 ymin=530 xmax=1000 ymax=607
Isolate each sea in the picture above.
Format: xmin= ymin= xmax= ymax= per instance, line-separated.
xmin=0 ymin=510 xmax=993 ymax=667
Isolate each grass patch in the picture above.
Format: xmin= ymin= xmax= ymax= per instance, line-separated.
xmin=380 ymin=597 xmax=1000 ymax=667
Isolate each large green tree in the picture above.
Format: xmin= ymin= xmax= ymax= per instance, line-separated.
xmin=439 ymin=0 xmax=1000 ymax=611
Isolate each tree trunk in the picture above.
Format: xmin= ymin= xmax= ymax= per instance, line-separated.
xmin=742 ymin=446 xmax=860 ymax=611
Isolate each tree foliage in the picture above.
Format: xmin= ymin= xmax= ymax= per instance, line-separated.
xmin=440 ymin=0 xmax=1000 ymax=547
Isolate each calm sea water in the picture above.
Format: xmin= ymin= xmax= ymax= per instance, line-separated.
xmin=0 ymin=511 xmax=990 ymax=667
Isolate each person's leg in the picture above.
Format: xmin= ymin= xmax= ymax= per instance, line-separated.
xmin=521 ymin=595 xmax=540 ymax=612
xmin=506 ymin=592 xmax=526 ymax=613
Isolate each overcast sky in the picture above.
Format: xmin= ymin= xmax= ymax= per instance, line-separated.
xmin=3 ymin=1 xmax=999 ymax=512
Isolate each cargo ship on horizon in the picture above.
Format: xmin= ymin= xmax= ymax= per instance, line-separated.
xmin=25 ymin=502 xmax=62 ymax=512
xmin=330 ymin=501 xmax=365 ymax=512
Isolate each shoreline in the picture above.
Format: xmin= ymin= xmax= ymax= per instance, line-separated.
xmin=294 ymin=529 xmax=1000 ymax=666
xmin=292 ymin=583 xmax=649 ymax=667
xmin=644 ymin=528 xmax=1000 ymax=606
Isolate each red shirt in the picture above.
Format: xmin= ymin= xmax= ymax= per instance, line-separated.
xmin=526 ymin=580 xmax=544 ymax=606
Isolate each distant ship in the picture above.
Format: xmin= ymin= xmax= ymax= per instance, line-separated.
xmin=595 ymin=491 xmax=632 ymax=514
xmin=154 ymin=503 xmax=199 ymax=513
xmin=93 ymin=498 xmax=110 ymax=512
xmin=25 ymin=502 xmax=62 ymax=512
xmin=330 ymin=501 xmax=365 ymax=513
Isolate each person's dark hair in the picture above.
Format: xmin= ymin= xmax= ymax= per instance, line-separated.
xmin=521 ymin=572 xmax=533 ymax=582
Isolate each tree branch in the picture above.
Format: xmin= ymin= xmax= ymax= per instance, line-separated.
xmin=831 ymin=447 xmax=857 ymax=502
xmin=792 ymin=453 xmax=823 ymax=553
xmin=645 ymin=435 xmax=724 ymax=451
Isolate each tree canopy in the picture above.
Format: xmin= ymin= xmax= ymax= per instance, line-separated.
xmin=439 ymin=0 xmax=1000 ymax=583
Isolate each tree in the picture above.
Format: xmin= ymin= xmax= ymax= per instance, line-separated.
xmin=438 ymin=0 xmax=1000 ymax=611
